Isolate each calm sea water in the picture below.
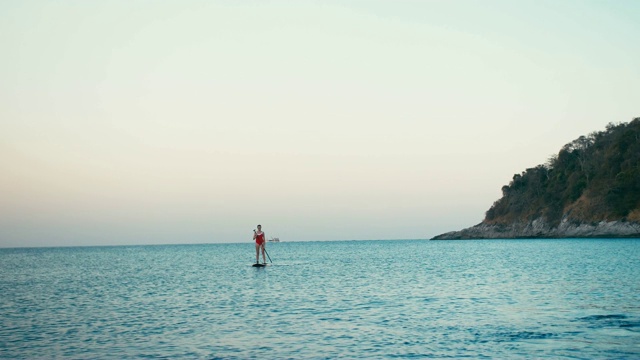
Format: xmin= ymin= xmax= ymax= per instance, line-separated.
xmin=1 ymin=239 xmax=639 ymax=359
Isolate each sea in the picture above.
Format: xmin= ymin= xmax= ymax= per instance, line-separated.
xmin=1 ymin=239 xmax=639 ymax=359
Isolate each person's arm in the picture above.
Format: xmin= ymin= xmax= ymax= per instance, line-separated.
xmin=253 ymin=230 xmax=256 ymax=240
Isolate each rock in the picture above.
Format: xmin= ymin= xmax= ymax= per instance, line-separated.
xmin=431 ymin=218 xmax=640 ymax=240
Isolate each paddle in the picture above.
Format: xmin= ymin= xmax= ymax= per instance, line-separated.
xmin=265 ymin=248 xmax=273 ymax=264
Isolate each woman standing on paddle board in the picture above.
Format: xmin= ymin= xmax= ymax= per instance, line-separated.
xmin=253 ymin=225 xmax=267 ymax=265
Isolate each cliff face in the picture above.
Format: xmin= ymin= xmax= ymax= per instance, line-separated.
xmin=432 ymin=118 xmax=640 ymax=240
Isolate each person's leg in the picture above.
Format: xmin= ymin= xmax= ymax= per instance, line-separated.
xmin=261 ymin=244 xmax=267 ymax=264
xmin=255 ymin=243 xmax=260 ymax=264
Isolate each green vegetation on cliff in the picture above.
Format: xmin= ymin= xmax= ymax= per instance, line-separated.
xmin=485 ymin=118 xmax=640 ymax=226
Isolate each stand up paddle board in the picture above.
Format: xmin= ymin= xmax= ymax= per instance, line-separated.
xmin=252 ymin=263 xmax=268 ymax=267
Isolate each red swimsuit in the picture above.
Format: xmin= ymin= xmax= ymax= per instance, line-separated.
xmin=255 ymin=232 xmax=265 ymax=245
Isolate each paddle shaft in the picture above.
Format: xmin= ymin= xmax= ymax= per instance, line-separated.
xmin=264 ymin=247 xmax=273 ymax=263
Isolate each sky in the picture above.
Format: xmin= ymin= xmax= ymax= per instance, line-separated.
xmin=1 ymin=0 xmax=639 ymax=247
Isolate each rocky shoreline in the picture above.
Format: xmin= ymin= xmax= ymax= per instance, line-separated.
xmin=431 ymin=218 xmax=640 ymax=240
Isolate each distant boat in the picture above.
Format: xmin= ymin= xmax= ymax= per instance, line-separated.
xmin=268 ymin=237 xmax=280 ymax=242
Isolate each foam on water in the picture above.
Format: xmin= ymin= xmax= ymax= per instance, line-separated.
xmin=1 ymin=239 xmax=639 ymax=358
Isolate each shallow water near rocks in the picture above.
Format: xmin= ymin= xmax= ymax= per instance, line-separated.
xmin=1 ymin=239 xmax=639 ymax=358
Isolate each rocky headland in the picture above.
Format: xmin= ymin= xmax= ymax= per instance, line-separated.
xmin=432 ymin=218 xmax=640 ymax=240
xmin=433 ymin=118 xmax=640 ymax=240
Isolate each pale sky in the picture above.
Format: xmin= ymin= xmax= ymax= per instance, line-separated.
xmin=1 ymin=0 xmax=638 ymax=247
